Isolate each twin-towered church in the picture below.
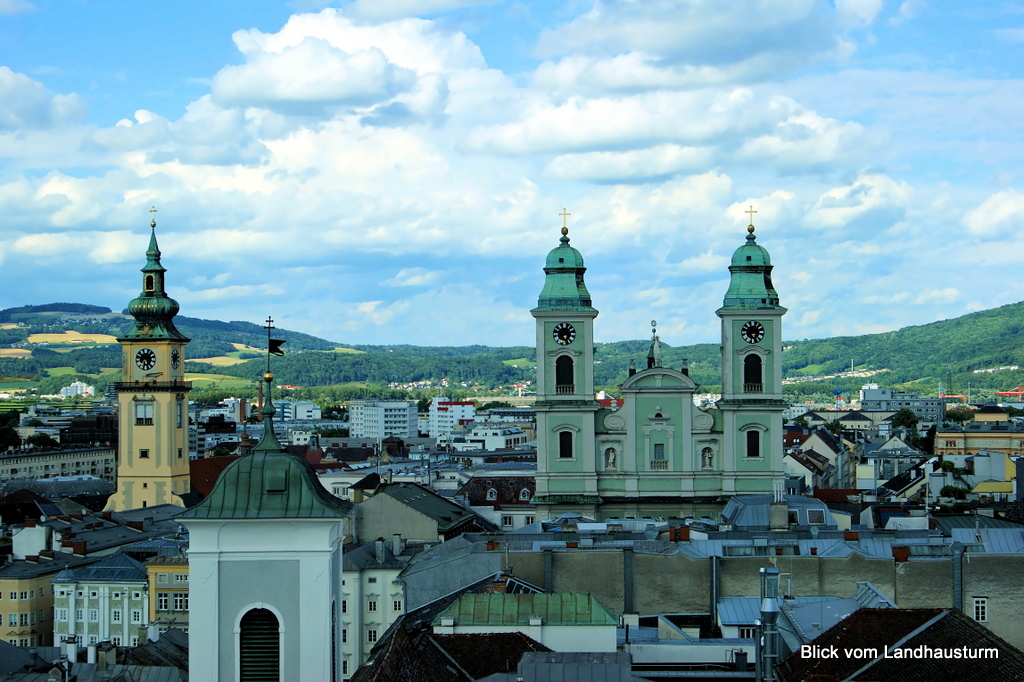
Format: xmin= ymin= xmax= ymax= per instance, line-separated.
xmin=531 ymin=219 xmax=787 ymax=520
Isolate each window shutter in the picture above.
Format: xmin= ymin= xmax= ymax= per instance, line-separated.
xmin=239 ymin=608 xmax=279 ymax=681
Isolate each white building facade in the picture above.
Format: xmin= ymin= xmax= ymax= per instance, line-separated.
xmin=348 ymin=401 xmax=418 ymax=439
xmin=428 ymin=398 xmax=476 ymax=438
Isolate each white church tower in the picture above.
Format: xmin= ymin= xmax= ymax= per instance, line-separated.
xmin=179 ymin=369 xmax=353 ymax=682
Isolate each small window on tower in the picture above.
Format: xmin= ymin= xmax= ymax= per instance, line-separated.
xmin=139 ymin=449 xmax=150 ymax=459
xmin=145 ymin=274 xmax=155 ymax=291
xmin=558 ymin=431 xmax=573 ymax=459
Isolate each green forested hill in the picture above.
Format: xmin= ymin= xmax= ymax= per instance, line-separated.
xmin=6 ymin=301 xmax=1024 ymax=398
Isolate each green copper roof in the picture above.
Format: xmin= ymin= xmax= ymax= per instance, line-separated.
xmin=533 ymin=228 xmax=596 ymax=312
xmin=179 ymin=375 xmax=352 ymax=520
xmin=433 ymin=593 xmax=618 ymax=627
xmin=721 ymin=225 xmax=784 ymax=311
xmin=121 ymin=220 xmax=189 ymax=341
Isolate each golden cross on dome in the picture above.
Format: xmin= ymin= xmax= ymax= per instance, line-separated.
xmin=744 ymin=205 xmax=757 ymax=225
xmin=559 ymin=208 xmax=571 ymax=228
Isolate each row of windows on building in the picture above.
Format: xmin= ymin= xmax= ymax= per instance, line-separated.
xmin=340 ymin=599 xmax=401 ymax=613
xmin=555 ymin=432 xmax=764 ymax=462
xmin=54 ymin=608 xmax=143 ymax=624
xmin=56 ymin=589 xmax=146 ymax=599
xmin=133 ymin=401 xmax=185 ymax=428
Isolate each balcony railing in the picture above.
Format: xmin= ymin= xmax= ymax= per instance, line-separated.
xmin=114 ymin=381 xmax=192 ymax=393
xmin=743 ymin=383 xmax=763 ymax=393
xmin=650 ymin=460 xmax=669 ymax=471
xmin=555 ymin=384 xmax=575 ymax=394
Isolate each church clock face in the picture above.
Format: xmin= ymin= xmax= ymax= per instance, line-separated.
xmin=171 ymin=348 xmax=180 ymax=370
xmin=740 ymin=320 xmax=765 ymax=344
xmin=135 ymin=348 xmax=157 ymax=371
xmin=552 ymin=322 xmax=576 ymax=346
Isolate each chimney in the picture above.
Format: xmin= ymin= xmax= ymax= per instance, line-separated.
xmin=392 ymin=534 xmax=405 ymax=556
xmin=758 ymin=568 xmax=781 ymax=681
xmin=147 ymin=622 xmax=160 ymax=643
xmin=97 ymin=642 xmax=116 ymax=670
xmin=102 ymin=511 xmax=113 ymax=521
xmin=24 ymin=518 xmax=36 ymax=528
xmin=87 ymin=644 xmax=96 ymax=664
xmin=375 ymin=537 xmax=386 ymax=564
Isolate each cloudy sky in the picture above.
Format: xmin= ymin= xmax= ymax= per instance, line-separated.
xmin=2 ymin=0 xmax=1024 ymax=346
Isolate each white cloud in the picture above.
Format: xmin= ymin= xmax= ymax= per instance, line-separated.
xmin=962 ymin=189 xmax=1024 ymax=237
xmin=534 ymin=0 xmax=835 ymax=74
xmin=914 ymin=287 xmax=959 ymax=305
xmin=835 ymin=0 xmax=882 ymax=30
xmin=738 ymin=99 xmax=869 ymax=170
xmin=213 ymin=39 xmax=416 ymax=111
xmin=805 ymin=174 xmax=912 ymax=229
xmin=381 ymin=267 xmax=442 ymax=287
xmin=545 ymin=144 xmax=714 ymax=182
xmin=890 ymin=0 xmax=925 ymax=27
xmin=0 ymin=68 xmax=84 ymax=131
xmin=341 ymin=0 xmax=493 ymax=21
xmin=0 ymin=0 xmax=33 ymax=15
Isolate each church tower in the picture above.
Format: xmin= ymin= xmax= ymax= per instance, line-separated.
xmin=531 ymin=222 xmax=602 ymax=518
xmin=180 ymin=370 xmax=352 ymax=682
xmin=715 ymin=213 xmax=787 ymax=495
xmin=105 ymin=212 xmax=191 ymax=511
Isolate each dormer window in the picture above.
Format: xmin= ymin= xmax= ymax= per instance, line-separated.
xmin=486 ymin=488 xmax=497 ymax=501
xmin=519 ymin=488 xmax=530 ymax=501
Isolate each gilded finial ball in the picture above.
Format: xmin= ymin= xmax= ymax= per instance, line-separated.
xmin=561 ymin=227 xmax=568 ymax=236
xmin=264 ymin=372 xmax=274 ymax=382
xmin=747 ymin=224 xmax=755 ymax=234
xmin=150 ymin=219 xmax=156 ymax=229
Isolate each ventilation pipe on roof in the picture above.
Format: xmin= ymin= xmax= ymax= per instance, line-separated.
xmin=757 ymin=567 xmax=780 ymax=682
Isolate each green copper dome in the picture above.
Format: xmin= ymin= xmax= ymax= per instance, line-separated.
xmin=121 ymin=222 xmax=188 ymax=341
xmin=534 ymin=228 xmax=595 ymax=312
xmin=721 ymin=225 xmax=784 ymax=310
xmin=179 ymin=374 xmax=353 ymax=520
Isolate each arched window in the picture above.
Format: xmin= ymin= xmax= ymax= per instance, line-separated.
xmin=746 ymin=430 xmax=761 ymax=459
xmin=743 ymin=355 xmax=763 ymax=393
xmin=555 ymin=356 xmax=574 ymax=394
xmin=486 ymin=488 xmax=497 ymax=501
xmin=144 ymin=274 xmax=155 ymax=292
xmin=519 ymin=488 xmax=531 ymax=501
xmin=558 ymin=431 xmax=573 ymax=459
xmin=239 ymin=608 xmax=280 ymax=681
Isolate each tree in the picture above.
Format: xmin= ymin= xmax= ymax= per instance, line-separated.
xmin=792 ymin=417 xmax=809 ymax=428
xmin=890 ymin=408 xmax=919 ymax=433
xmin=945 ymin=409 xmax=974 ymax=424
xmin=25 ymin=433 xmax=58 ymax=448
xmin=823 ymin=420 xmax=843 ymax=434
xmin=940 ymin=485 xmax=966 ymax=500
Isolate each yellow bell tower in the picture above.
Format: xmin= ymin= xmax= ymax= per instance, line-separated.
xmin=106 ymin=210 xmax=191 ymax=511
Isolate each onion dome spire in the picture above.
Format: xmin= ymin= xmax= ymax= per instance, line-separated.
xmin=721 ymin=207 xmax=784 ymax=311
xmin=122 ymin=208 xmax=188 ymax=341
xmin=533 ymin=210 xmax=595 ymax=312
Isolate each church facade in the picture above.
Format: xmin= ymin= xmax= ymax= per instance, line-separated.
xmin=532 ymin=221 xmax=787 ymax=520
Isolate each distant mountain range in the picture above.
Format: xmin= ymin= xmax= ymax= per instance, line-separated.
xmin=4 ymin=301 xmax=1024 ymax=397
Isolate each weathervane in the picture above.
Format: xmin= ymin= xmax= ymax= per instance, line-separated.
xmin=264 ymin=316 xmax=286 ymax=375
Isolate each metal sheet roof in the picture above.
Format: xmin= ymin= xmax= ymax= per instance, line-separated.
xmin=435 ymin=593 xmax=618 ymax=627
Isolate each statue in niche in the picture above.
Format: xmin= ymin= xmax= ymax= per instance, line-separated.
xmin=605 ymin=448 xmax=617 ymax=470
xmin=701 ymin=447 xmax=714 ymax=469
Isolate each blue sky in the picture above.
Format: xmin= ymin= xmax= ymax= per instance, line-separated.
xmin=3 ymin=0 xmax=1024 ymax=347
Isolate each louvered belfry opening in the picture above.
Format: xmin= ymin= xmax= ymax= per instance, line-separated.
xmin=240 ymin=608 xmax=280 ymax=681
